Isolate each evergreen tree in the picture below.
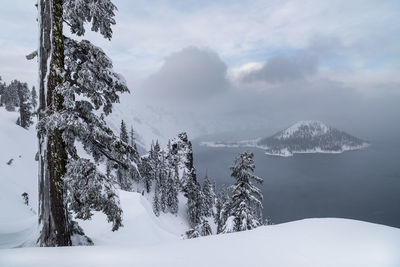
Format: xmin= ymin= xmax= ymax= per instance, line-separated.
xmin=202 ymin=173 xmax=215 ymax=217
xmin=120 ymin=120 xmax=128 ymax=143
xmin=200 ymin=219 xmax=212 ymax=236
xmin=36 ymin=0 xmax=132 ymax=246
xmin=3 ymin=81 xmax=19 ymax=111
xmin=184 ymin=171 xmax=203 ymax=228
xmin=166 ymin=170 xmax=179 ymax=214
xmin=16 ymin=81 xmax=33 ymax=128
xmin=221 ymin=152 xmax=263 ymax=234
xmin=129 ymin=125 xmax=141 ymax=163
xmin=31 ymin=86 xmax=38 ymax=111
xmin=129 ymin=125 xmax=135 ymax=146
xmin=139 ymin=156 xmax=153 ymax=193
xmin=215 ymin=189 xmax=230 ymax=234
xmin=153 ymin=182 xmax=161 ymax=217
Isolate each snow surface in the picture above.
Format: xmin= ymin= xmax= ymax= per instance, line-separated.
xmin=1 ymin=218 xmax=399 ymax=267
xmin=0 ymin=109 xmax=38 ymax=248
xmin=1 ymin=107 xmax=399 ymax=267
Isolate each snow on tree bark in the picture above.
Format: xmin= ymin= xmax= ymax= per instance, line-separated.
xmin=37 ymin=0 xmax=71 ymax=247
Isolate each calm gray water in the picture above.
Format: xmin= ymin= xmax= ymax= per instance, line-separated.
xmin=193 ymin=138 xmax=400 ymax=228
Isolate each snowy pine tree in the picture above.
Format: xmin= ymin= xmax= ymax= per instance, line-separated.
xmin=3 ymin=81 xmax=19 ymax=111
xmin=129 ymin=125 xmax=141 ymax=164
xmin=16 ymin=81 xmax=33 ymax=128
xmin=153 ymin=182 xmax=161 ymax=217
xmin=31 ymin=86 xmax=38 ymax=111
xmin=202 ymin=173 xmax=215 ymax=217
xmin=36 ymin=0 xmax=135 ymax=246
xmin=200 ymin=219 xmax=212 ymax=236
xmin=215 ymin=189 xmax=230 ymax=234
xmin=221 ymin=152 xmax=263 ymax=233
xmin=166 ymin=170 xmax=179 ymax=214
xmin=120 ymin=120 xmax=128 ymax=143
xmin=184 ymin=171 xmax=203 ymax=228
xmin=139 ymin=156 xmax=152 ymax=193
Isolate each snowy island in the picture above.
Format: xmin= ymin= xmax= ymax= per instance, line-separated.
xmin=201 ymin=120 xmax=369 ymax=157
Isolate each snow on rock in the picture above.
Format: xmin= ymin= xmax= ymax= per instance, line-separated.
xmin=1 ymin=218 xmax=399 ymax=267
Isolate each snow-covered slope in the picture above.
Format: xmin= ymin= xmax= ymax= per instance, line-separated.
xmin=0 ymin=107 xmax=188 ymax=249
xmin=1 ymin=218 xmax=399 ymax=267
xmin=201 ymin=120 xmax=369 ymax=157
xmin=0 ymin=109 xmax=38 ymax=248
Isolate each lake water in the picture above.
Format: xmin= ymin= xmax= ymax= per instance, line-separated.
xmin=193 ymin=138 xmax=400 ymax=228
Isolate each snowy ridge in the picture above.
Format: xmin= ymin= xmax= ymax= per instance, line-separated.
xmin=201 ymin=121 xmax=369 ymax=157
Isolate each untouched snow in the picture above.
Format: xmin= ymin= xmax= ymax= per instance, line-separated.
xmin=0 ymin=109 xmax=38 ymax=249
xmin=1 ymin=218 xmax=399 ymax=267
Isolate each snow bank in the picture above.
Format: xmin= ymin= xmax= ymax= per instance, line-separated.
xmin=1 ymin=218 xmax=399 ymax=267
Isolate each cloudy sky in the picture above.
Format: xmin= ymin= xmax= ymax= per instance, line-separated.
xmin=1 ymin=0 xmax=400 ymax=143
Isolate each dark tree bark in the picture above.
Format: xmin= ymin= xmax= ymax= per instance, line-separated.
xmin=38 ymin=0 xmax=71 ymax=246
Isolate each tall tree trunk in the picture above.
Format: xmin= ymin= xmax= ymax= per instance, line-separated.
xmin=38 ymin=0 xmax=71 ymax=246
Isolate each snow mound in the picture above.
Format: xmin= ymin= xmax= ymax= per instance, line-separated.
xmin=0 ymin=218 xmax=399 ymax=267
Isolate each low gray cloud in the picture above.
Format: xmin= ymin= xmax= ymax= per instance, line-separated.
xmin=141 ymin=46 xmax=228 ymax=103
xmin=241 ymin=54 xmax=318 ymax=83
xmin=240 ymin=35 xmax=344 ymax=84
xmin=129 ymin=41 xmax=400 ymax=142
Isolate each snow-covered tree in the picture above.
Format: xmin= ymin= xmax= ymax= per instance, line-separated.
xmin=120 ymin=120 xmax=128 ymax=143
xmin=31 ymin=86 xmax=38 ymax=111
xmin=166 ymin=170 xmax=179 ymax=214
xmin=184 ymin=171 xmax=203 ymax=228
xmin=36 ymin=0 xmax=134 ymax=246
xmin=200 ymin=219 xmax=212 ymax=236
xmin=202 ymin=173 xmax=215 ymax=217
xmin=3 ymin=81 xmax=19 ymax=111
xmin=221 ymin=152 xmax=263 ymax=233
xmin=129 ymin=125 xmax=140 ymax=163
xmin=16 ymin=81 xmax=33 ymax=129
xmin=153 ymin=182 xmax=161 ymax=217
xmin=139 ymin=156 xmax=152 ymax=193
xmin=215 ymin=189 xmax=230 ymax=234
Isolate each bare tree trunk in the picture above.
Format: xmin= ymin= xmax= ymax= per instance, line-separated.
xmin=38 ymin=0 xmax=71 ymax=247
